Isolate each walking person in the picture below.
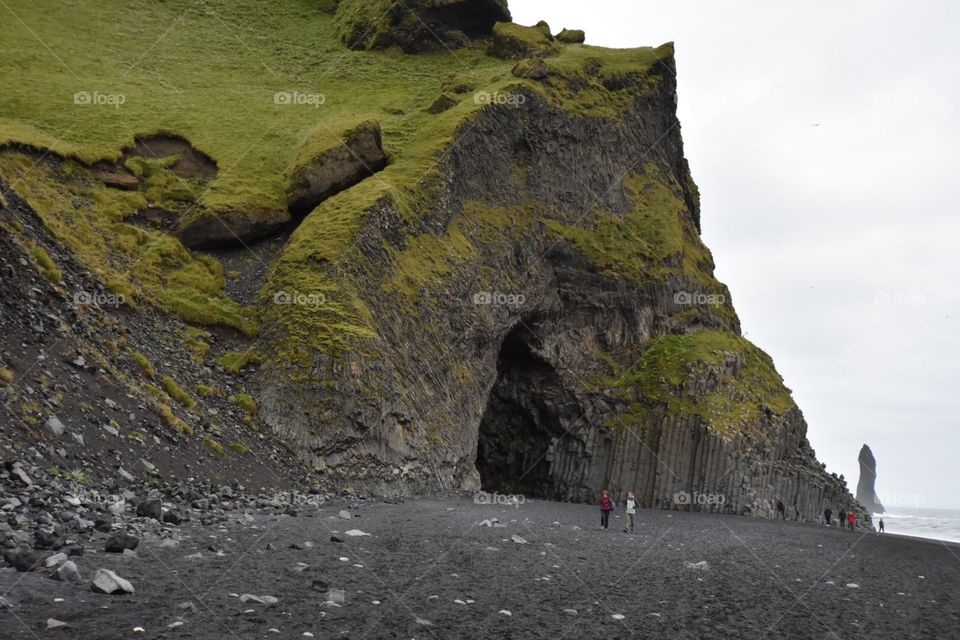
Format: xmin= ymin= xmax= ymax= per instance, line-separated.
xmin=599 ymin=490 xmax=614 ymax=530
xmin=847 ymin=511 xmax=856 ymax=531
xmin=879 ymin=518 xmax=885 ymax=533
xmin=839 ymin=510 xmax=847 ymax=528
xmin=824 ymin=508 xmax=833 ymax=526
xmin=776 ymin=499 xmax=786 ymax=520
xmin=623 ymin=491 xmax=638 ymax=533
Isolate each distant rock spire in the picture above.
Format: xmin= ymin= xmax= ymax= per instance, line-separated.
xmin=856 ymin=445 xmax=885 ymax=513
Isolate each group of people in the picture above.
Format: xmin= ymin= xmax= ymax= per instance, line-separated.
xmin=781 ymin=499 xmax=886 ymax=532
xmin=600 ymin=491 xmax=887 ymax=534
xmin=599 ymin=489 xmax=639 ymax=532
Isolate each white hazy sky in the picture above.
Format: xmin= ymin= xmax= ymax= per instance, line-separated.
xmin=511 ymin=0 xmax=960 ymax=509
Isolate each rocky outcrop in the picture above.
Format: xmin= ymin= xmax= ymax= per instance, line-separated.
xmin=555 ymin=28 xmax=585 ymax=44
xmin=257 ymin=43 xmax=866 ymax=523
xmin=285 ymin=121 xmax=388 ymax=218
xmin=336 ymin=0 xmax=510 ymax=52
xmin=177 ymin=207 xmax=290 ymax=249
xmin=856 ymin=444 xmax=885 ymax=513
xmin=489 ymin=21 xmax=555 ymax=59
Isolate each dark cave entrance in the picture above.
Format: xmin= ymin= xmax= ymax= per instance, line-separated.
xmin=475 ymin=324 xmax=575 ymax=499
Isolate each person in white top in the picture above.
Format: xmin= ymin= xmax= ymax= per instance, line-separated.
xmin=624 ymin=490 xmax=638 ymax=533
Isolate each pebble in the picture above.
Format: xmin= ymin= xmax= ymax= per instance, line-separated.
xmin=345 ymin=529 xmax=369 ymax=537
xmin=846 ymin=583 xmax=860 ymax=589
xmin=415 ymin=618 xmax=433 ymax=626
xmin=511 ymin=534 xmax=528 ymax=544
xmin=499 ymin=610 xmax=512 ymax=616
xmin=46 ymin=618 xmax=68 ymax=630
xmin=612 ymin=614 xmax=625 ymax=620
xmin=684 ymin=560 xmax=709 ymax=571
xmin=338 ymin=510 xmax=352 ymax=520
xmin=45 ymin=416 xmax=66 ymax=436
xmin=562 ymin=608 xmax=578 ymax=616
xmin=239 ymin=594 xmax=279 ymax=605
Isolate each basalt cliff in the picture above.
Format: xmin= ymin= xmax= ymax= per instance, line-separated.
xmin=0 ymin=0 xmax=864 ymax=521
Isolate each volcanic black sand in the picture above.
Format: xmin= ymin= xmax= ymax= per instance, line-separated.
xmin=2 ymin=496 xmax=957 ymax=639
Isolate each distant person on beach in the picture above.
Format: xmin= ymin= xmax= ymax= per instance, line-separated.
xmin=600 ymin=490 xmax=613 ymax=530
xmin=624 ymin=491 xmax=638 ymax=533
xmin=879 ymin=518 xmax=885 ymax=532
xmin=824 ymin=508 xmax=833 ymax=526
xmin=776 ymin=499 xmax=786 ymax=520
xmin=847 ymin=511 xmax=856 ymax=530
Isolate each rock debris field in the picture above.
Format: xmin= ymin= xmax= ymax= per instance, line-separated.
xmin=1 ymin=495 xmax=957 ymax=639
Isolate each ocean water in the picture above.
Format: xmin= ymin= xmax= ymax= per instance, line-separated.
xmin=875 ymin=507 xmax=960 ymax=544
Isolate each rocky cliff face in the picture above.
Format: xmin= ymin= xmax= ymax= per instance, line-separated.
xmin=256 ymin=41 xmax=864 ymax=521
xmin=856 ymin=444 xmax=885 ymax=514
xmin=0 ymin=1 xmax=864 ymax=523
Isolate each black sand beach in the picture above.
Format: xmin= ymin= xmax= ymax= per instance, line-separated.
xmin=1 ymin=496 xmax=957 ymax=639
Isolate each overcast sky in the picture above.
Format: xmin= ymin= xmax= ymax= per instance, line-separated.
xmin=512 ymin=0 xmax=960 ymax=509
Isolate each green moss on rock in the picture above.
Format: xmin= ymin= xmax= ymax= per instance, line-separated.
xmin=606 ymin=330 xmax=796 ymax=436
xmin=490 ymin=21 xmax=556 ymax=59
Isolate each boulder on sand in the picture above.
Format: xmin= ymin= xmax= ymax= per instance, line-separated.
xmin=91 ymin=568 xmax=134 ymax=594
xmin=105 ymin=532 xmax=139 ymax=553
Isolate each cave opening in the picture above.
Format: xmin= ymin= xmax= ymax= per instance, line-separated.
xmin=475 ymin=324 xmax=573 ymax=500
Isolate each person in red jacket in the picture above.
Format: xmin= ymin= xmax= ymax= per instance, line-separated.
xmin=599 ymin=490 xmax=614 ymax=529
xmin=847 ymin=511 xmax=856 ymax=531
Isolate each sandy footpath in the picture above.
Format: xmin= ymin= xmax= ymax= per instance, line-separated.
xmin=1 ymin=496 xmax=957 ymax=639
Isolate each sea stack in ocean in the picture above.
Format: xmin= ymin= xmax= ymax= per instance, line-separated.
xmin=856 ymin=444 xmax=885 ymax=513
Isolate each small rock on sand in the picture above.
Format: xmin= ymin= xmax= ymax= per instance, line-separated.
xmin=339 ymin=510 xmax=352 ymax=519
xmin=54 ymin=561 xmax=81 ymax=582
xmin=91 ymin=569 xmax=134 ymax=595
